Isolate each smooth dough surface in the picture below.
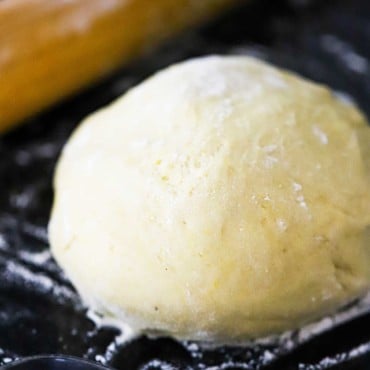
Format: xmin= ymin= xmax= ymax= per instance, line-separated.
xmin=49 ymin=56 xmax=370 ymax=341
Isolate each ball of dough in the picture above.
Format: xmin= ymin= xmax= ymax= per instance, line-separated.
xmin=49 ymin=56 xmax=370 ymax=342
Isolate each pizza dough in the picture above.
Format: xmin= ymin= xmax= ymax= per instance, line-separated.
xmin=49 ymin=56 xmax=370 ymax=342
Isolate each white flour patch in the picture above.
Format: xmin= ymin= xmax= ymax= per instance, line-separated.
xmin=0 ymin=234 xmax=7 ymax=249
xmin=312 ymin=125 xmax=328 ymax=145
xmin=293 ymin=182 xmax=302 ymax=192
xmin=18 ymin=249 xmax=51 ymax=265
xmin=321 ymin=34 xmax=368 ymax=74
xmin=264 ymin=73 xmax=288 ymax=89
xmin=334 ymin=90 xmax=356 ymax=106
xmin=264 ymin=155 xmax=278 ymax=168
xmin=5 ymin=260 xmax=78 ymax=304
xmin=276 ymin=218 xmax=288 ymax=232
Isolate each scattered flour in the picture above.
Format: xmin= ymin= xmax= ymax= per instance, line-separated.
xmin=321 ymin=34 xmax=368 ymax=74
xmin=312 ymin=125 xmax=328 ymax=145
xmin=276 ymin=218 xmax=288 ymax=232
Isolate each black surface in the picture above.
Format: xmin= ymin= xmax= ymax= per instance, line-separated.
xmin=0 ymin=0 xmax=369 ymax=369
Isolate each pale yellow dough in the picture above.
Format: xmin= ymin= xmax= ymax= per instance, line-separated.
xmin=49 ymin=56 xmax=370 ymax=342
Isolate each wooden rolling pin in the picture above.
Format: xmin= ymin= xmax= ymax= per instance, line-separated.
xmin=0 ymin=0 xmax=241 ymax=133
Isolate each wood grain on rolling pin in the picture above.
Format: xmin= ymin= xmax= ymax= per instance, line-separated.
xmin=0 ymin=0 xmax=241 ymax=133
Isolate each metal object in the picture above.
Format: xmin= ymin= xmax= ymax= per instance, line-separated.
xmin=2 ymin=356 xmax=110 ymax=370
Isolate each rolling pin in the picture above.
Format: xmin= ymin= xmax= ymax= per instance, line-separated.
xmin=0 ymin=0 xmax=241 ymax=133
